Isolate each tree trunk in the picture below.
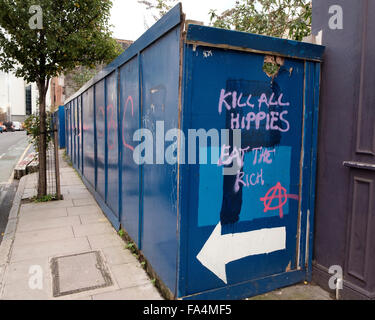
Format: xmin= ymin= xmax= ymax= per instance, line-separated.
xmin=37 ymin=80 xmax=48 ymax=198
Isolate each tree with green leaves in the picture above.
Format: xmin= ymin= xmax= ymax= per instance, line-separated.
xmin=138 ymin=0 xmax=177 ymax=21
xmin=139 ymin=0 xmax=311 ymax=41
xmin=0 ymin=0 xmax=122 ymax=198
xmin=209 ymin=0 xmax=312 ymax=41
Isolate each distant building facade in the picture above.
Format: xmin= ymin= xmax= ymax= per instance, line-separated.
xmin=0 ymin=39 xmax=133 ymax=122
xmin=0 ymin=70 xmax=38 ymax=122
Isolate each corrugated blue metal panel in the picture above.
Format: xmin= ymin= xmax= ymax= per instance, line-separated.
xmin=95 ymin=80 xmax=106 ymax=200
xmin=83 ymin=88 xmax=95 ymax=189
xmin=141 ymin=26 xmax=181 ymax=294
xmin=307 ymin=63 xmax=321 ymax=276
xmin=72 ymin=99 xmax=76 ymax=166
xmin=65 ymin=104 xmax=70 ymax=157
xmin=77 ymin=96 xmax=82 ymax=172
xmin=298 ymin=61 xmax=322 ymax=279
xmin=106 ymin=72 xmax=119 ymax=217
xmin=80 ymin=95 xmax=84 ymax=174
xmin=73 ymin=98 xmax=77 ymax=167
xmin=120 ymin=56 xmax=141 ymax=245
xmin=58 ymin=106 xmax=65 ymax=149
xmin=69 ymin=103 xmax=72 ymax=158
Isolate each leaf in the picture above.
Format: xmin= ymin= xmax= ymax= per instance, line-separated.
xmin=209 ymin=0 xmax=312 ymax=41
xmin=0 ymin=0 xmax=122 ymax=83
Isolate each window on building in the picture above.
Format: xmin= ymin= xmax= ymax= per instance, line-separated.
xmin=25 ymin=85 xmax=32 ymax=115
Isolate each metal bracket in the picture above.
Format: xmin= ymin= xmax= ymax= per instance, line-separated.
xmin=343 ymin=161 xmax=375 ymax=171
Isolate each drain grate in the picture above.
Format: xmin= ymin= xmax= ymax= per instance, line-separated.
xmin=51 ymin=251 xmax=113 ymax=297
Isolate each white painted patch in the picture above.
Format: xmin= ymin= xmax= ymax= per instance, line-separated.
xmin=203 ymin=50 xmax=213 ymax=58
xmin=197 ymin=223 xmax=286 ymax=284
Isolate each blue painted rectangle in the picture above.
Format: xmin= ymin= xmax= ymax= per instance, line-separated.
xmin=198 ymin=146 xmax=293 ymax=226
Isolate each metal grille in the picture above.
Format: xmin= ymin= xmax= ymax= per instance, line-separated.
xmin=37 ymin=117 xmax=61 ymax=200
xmin=46 ymin=140 xmax=56 ymax=196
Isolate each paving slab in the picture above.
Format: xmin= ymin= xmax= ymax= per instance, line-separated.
xmin=3 ymin=257 xmax=51 ymax=285
xmin=65 ymin=187 xmax=91 ymax=195
xmin=72 ymin=198 xmax=97 ymax=206
xmin=110 ymin=263 xmax=151 ymax=289
xmin=67 ymin=205 xmax=101 ymax=216
xmin=1 ymin=277 xmax=52 ymax=300
xmin=87 ymin=233 xmax=125 ymax=250
xmin=13 ymin=226 xmax=74 ymax=247
xmin=73 ymin=223 xmax=114 ymax=237
xmin=79 ymin=213 xmax=108 ymax=225
xmin=63 ymin=193 xmax=96 ymax=201
xmin=60 ymin=180 xmax=84 ymax=186
xmin=10 ymin=237 xmax=91 ymax=263
xmin=18 ymin=207 xmax=68 ymax=220
xmin=20 ymin=200 xmax=74 ymax=211
xmin=16 ymin=215 xmax=81 ymax=233
xmin=92 ymin=283 xmax=162 ymax=300
xmin=61 ymin=186 xmax=87 ymax=194
xmin=101 ymin=246 xmax=139 ymax=266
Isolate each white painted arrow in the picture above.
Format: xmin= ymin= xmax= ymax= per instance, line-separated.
xmin=196 ymin=223 xmax=286 ymax=284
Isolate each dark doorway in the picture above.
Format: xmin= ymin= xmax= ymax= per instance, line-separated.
xmin=312 ymin=0 xmax=375 ymax=300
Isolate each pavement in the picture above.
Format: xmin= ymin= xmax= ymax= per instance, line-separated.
xmin=0 ymin=149 xmax=333 ymax=300
xmin=0 ymin=150 xmax=162 ymax=300
xmin=248 ymin=283 xmax=332 ymax=300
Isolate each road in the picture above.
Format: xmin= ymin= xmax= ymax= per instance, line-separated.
xmin=0 ymin=131 xmax=30 ymax=244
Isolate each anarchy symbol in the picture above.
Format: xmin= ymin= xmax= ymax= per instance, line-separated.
xmin=260 ymin=182 xmax=299 ymax=218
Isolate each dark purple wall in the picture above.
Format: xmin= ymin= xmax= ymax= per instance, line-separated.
xmin=312 ymin=0 xmax=375 ymax=300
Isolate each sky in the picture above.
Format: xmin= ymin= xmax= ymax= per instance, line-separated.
xmin=110 ymin=0 xmax=237 ymax=41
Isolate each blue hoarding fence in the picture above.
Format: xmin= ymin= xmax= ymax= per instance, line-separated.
xmin=53 ymin=105 xmax=66 ymax=149
xmin=63 ymin=3 xmax=324 ymax=300
xmin=57 ymin=106 xmax=66 ymax=148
